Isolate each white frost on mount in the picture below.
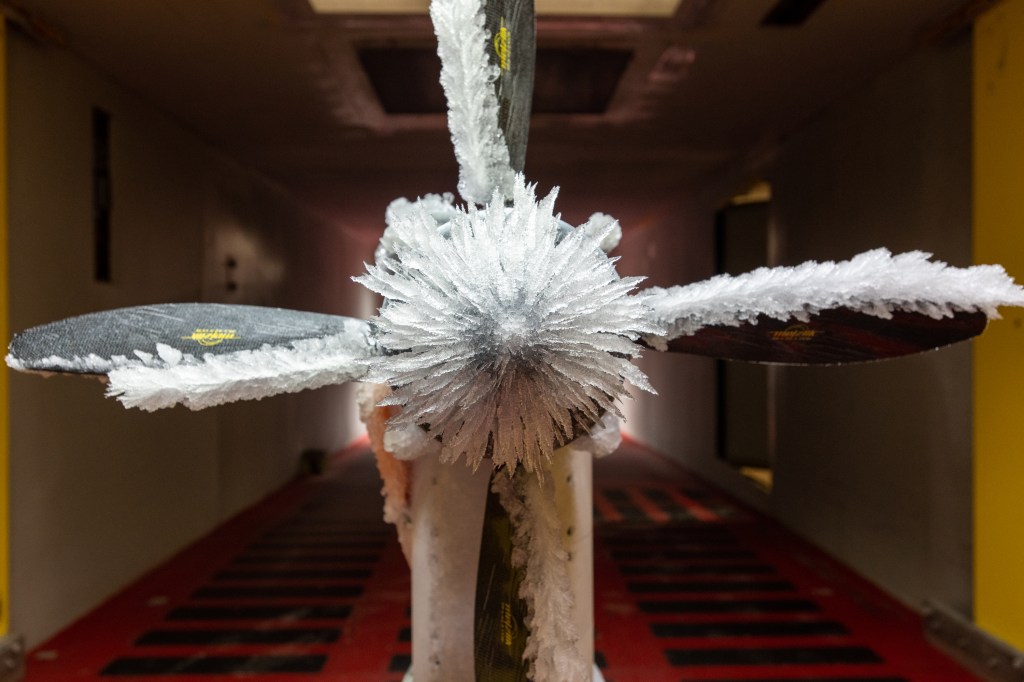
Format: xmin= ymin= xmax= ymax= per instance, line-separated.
xmin=642 ymin=248 xmax=1024 ymax=344
xmin=355 ymin=175 xmax=657 ymax=474
xmin=431 ymin=0 xmax=514 ymax=205
xmin=105 ymin=320 xmax=375 ymax=411
xmin=493 ymin=471 xmax=589 ymax=682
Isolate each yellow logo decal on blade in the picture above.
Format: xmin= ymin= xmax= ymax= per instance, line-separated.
xmin=500 ymin=600 xmax=519 ymax=650
xmin=183 ymin=329 xmax=238 ymax=347
xmin=770 ymin=324 xmax=820 ymax=342
xmin=494 ymin=19 xmax=510 ymax=71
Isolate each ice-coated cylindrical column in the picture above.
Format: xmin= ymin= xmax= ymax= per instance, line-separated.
xmin=408 ymin=449 xmax=595 ymax=682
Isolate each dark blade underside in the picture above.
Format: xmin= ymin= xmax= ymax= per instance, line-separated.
xmin=657 ymin=308 xmax=988 ymax=364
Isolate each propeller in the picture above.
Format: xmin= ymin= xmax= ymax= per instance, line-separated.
xmin=7 ymin=2 xmax=1024 ymax=681
xmin=4 ymin=0 xmax=1021 ymax=486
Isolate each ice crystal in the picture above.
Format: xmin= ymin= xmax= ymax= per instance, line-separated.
xmin=431 ymin=0 xmax=514 ymax=205
xmin=355 ymin=175 xmax=656 ymax=473
xmin=379 ymin=194 xmax=460 ymax=263
xmin=493 ymin=470 xmax=588 ymax=682
xmin=642 ymin=248 xmax=1024 ymax=344
xmin=580 ymin=213 xmax=622 ymax=254
xmin=104 ymin=322 xmax=375 ymax=411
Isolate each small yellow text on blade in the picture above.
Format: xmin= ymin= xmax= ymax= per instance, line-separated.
xmin=769 ymin=324 xmax=820 ymax=342
xmin=183 ymin=329 xmax=238 ymax=347
xmin=494 ymin=19 xmax=510 ymax=71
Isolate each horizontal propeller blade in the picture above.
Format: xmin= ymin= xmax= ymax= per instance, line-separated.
xmin=6 ymin=303 xmax=376 ymax=411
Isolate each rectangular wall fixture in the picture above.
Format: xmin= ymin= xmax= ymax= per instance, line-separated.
xmin=92 ymin=108 xmax=112 ymax=283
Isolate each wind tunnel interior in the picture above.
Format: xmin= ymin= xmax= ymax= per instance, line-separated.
xmin=2 ymin=0 xmax=1021 ymax=675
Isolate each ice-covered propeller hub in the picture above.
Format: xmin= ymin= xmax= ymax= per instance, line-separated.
xmin=485 ymin=309 xmax=539 ymax=358
xmin=355 ymin=176 xmax=657 ymax=473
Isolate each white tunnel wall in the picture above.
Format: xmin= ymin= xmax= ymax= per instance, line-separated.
xmin=6 ymin=31 xmax=373 ymax=645
xmin=627 ymin=35 xmax=974 ymax=615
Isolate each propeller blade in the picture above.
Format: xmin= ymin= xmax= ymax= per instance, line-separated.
xmin=638 ymin=249 xmax=1024 ymax=363
xmin=7 ymin=303 xmax=376 ymax=410
xmin=431 ymin=0 xmax=536 ymax=203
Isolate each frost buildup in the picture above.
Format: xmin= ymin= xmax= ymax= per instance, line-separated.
xmin=641 ymin=248 xmax=1024 ymax=344
xmin=355 ymin=176 xmax=657 ymax=474
xmin=105 ymin=321 xmax=375 ymax=411
xmin=493 ymin=470 xmax=589 ymax=682
xmin=430 ymin=0 xmax=515 ymax=205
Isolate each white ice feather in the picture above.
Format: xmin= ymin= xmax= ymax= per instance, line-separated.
xmin=569 ymin=413 xmax=622 ymax=458
xmin=431 ymin=0 xmax=514 ymax=205
xmin=105 ymin=320 xmax=375 ymax=411
xmin=5 ymin=352 xmax=141 ymax=374
xmin=641 ymin=248 xmax=1024 ymax=343
xmin=581 ymin=213 xmax=622 ymax=253
xmin=378 ymin=193 xmax=460 ymax=263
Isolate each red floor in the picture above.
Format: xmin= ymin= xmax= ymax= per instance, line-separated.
xmin=24 ymin=439 xmax=978 ymax=681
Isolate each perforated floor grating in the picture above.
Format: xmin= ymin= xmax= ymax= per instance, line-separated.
xmin=24 ymin=439 xmax=977 ymax=681
xmin=591 ymin=441 xmax=976 ymax=682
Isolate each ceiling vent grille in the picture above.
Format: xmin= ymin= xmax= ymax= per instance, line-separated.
xmin=358 ymin=47 xmax=633 ymax=115
xmin=760 ymin=0 xmax=827 ymax=26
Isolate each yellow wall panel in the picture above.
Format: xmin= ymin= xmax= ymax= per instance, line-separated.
xmin=974 ymin=0 xmax=1024 ymax=648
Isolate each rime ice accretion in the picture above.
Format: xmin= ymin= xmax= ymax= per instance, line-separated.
xmin=5 ymin=320 xmax=376 ymax=413
xmin=104 ymin=326 xmax=375 ymax=411
xmin=8 ymin=0 xmax=1024 ymax=680
xmin=355 ymin=176 xmax=657 ymax=476
xmin=431 ymin=0 xmax=515 ymax=205
xmin=640 ymin=248 xmax=1024 ymax=346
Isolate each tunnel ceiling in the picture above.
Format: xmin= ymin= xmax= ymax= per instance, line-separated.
xmin=5 ymin=0 xmax=972 ymax=223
